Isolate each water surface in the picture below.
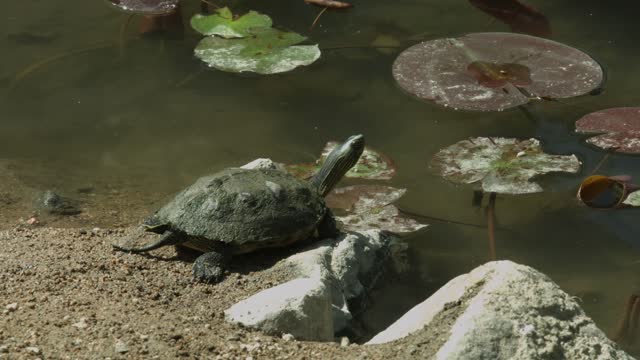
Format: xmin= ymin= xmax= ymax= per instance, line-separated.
xmin=3 ymin=0 xmax=640 ymax=351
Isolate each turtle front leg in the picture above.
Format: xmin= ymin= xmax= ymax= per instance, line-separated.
xmin=193 ymin=249 xmax=231 ymax=284
xmin=317 ymin=209 xmax=340 ymax=239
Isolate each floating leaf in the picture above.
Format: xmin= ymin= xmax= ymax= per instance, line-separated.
xmin=623 ymin=190 xmax=640 ymax=207
xmin=392 ymin=32 xmax=603 ymax=111
xmin=190 ymin=7 xmax=272 ymax=38
xmin=577 ymin=175 xmax=640 ymax=208
xmin=469 ymin=0 xmax=551 ymax=38
xmin=430 ymin=137 xmax=581 ymax=194
xmin=326 ymin=185 xmax=428 ymax=234
xmin=194 ymin=26 xmax=320 ymax=74
xmin=286 ymin=142 xmax=396 ymax=180
xmin=575 ymin=108 xmax=640 ymax=154
xmin=106 ymin=0 xmax=179 ymax=15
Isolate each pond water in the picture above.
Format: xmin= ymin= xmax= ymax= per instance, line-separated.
xmin=3 ymin=0 xmax=640 ymax=352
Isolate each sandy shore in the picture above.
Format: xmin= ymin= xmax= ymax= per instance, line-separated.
xmin=0 ymin=224 xmax=442 ymax=359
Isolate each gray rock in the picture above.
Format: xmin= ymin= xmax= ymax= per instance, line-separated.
xmin=331 ymin=230 xmax=395 ymax=301
xmin=367 ymin=261 xmax=633 ymax=360
xmin=225 ymin=272 xmax=334 ymax=341
xmin=225 ymin=230 xmax=396 ymax=341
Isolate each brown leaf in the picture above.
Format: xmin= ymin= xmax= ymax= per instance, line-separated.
xmin=304 ymin=0 xmax=353 ymax=9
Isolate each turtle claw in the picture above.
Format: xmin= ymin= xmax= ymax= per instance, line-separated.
xmin=192 ymin=251 xmax=229 ymax=284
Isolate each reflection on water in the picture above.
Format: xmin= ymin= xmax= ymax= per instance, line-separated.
xmin=3 ymin=0 xmax=640 ymax=352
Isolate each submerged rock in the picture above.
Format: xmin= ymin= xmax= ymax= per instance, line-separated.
xmin=367 ymin=260 xmax=633 ymax=359
xmin=34 ymin=190 xmax=81 ymax=215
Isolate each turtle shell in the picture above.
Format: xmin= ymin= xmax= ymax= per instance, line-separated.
xmin=148 ymin=168 xmax=327 ymax=253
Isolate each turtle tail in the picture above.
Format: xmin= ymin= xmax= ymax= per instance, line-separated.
xmin=112 ymin=230 xmax=184 ymax=253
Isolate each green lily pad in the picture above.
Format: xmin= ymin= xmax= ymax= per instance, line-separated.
xmin=430 ymin=137 xmax=581 ymax=194
xmin=326 ymin=185 xmax=428 ymax=234
xmin=194 ymin=28 xmax=320 ymax=74
xmin=190 ymin=7 xmax=272 ymax=38
xmin=286 ymin=141 xmax=396 ymax=180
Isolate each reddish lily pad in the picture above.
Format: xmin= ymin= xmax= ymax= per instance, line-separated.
xmin=326 ymin=185 xmax=428 ymax=234
xmin=466 ymin=61 xmax=532 ymax=88
xmin=469 ymin=0 xmax=552 ymax=38
xmin=392 ymin=32 xmax=603 ymax=111
xmin=575 ymin=108 xmax=640 ymax=154
xmin=430 ymin=137 xmax=581 ymax=194
xmin=286 ymin=142 xmax=396 ymax=180
xmin=106 ymin=0 xmax=179 ymax=15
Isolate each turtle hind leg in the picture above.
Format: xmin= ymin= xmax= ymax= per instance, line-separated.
xmin=193 ymin=248 xmax=231 ymax=284
xmin=113 ymin=230 xmax=184 ymax=253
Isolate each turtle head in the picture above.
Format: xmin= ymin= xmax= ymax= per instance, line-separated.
xmin=311 ymin=134 xmax=365 ymax=197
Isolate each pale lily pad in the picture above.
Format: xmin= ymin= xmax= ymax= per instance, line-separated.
xmin=191 ymin=7 xmax=272 ymax=38
xmin=430 ymin=137 xmax=581 ymax=194
xmin=286 ymin=142 xmax=396 ymax=180
xmin=623 ymin=191 xmax=640 ymax=207
xmin=392 ymin=32 xmax=603 ymax=111
xmin=194 ymin=27 xmax=320 ymax=74
xmin=106 ymin=0 xmax=179 ymax=15
xmin=326 ymin=185 xmax=428 ymax=234
xmin=575 ymin=107 xmax=640 ymax=154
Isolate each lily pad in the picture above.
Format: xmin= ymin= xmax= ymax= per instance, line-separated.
xmin=194 ymin=28 xmax=320 ymax=74
xmin=469 ymin=0 xmax=551 ymax=38
xmin=623 ymin=190 xmax=640 ymax=207
xmin=106 ymin=0 xmax=179 ymax=15
xmin=575 ymin=108 xmax=640 ymax=154
xmin=392 ymin=32 xmax=603 ymax=111
xmin=286 ymin=141 xmax=396 ymax=180
xmin=191 ymin=7 xmax=272 ymax=38
xmin=326 ymin=185 xmax=428 ymax=233
xmin=430 ymin=137 xmax=581 ymax=194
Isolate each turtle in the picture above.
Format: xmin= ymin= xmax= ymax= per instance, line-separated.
xmin=113 ymin=134 xmax=365 ymax=283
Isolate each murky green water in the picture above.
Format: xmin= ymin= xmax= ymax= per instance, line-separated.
xmin=4 ymin=0 xmax=640 ymax=352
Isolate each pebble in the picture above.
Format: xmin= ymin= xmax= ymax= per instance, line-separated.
xmin=5 ymin=303 xmax=18 ymax=312
xmin=340 ymin=337 xmax=350 ymax=347
xmin=0 ymin=345 xmax=8 ymax=353
xmin=282 ymin=333 xmax=295 ymax=342
xmin=72 ymin=318 xmax=88 ymax=329
xmin=25 ymin=346 xmax=40 ymax=354
xmin=115 ymin=340 xmax=129 ymax=354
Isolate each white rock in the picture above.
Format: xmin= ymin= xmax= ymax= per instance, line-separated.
xmin=281 ymin=333 xmax=295 ymax=342
xmin=5 ymin=303 xmax=17 ymax=312
xmin=241 ymin=158 xmax=281 ymax=171
xmin=367 ymin=261 xmax=633 ymax=360
xmin=225 ymin=273 xmax=334 ymax=341
xmin=0 ymin=345 xmax=8 ymax=353
xmin=340 ymin=336 xmax=350 ymax=347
